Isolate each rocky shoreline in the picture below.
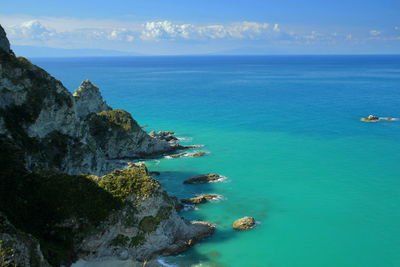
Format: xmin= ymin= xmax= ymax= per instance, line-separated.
xmin=0 ymin=24 xmax=257 ymax=267
xmin=0 ymin=25 xmax=215 ymax=267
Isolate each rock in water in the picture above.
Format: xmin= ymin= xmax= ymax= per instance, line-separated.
xmin=361 ymin=114 xmax=380 ymax=122
xmin=0 ymin=25 xmax=10 ymax=53
xmin=168 ymin=151 xmax=207 ymax=159
xmin=0 ymin=25 xmax=216 ymax=266
xmin=183 ymin=173 xmax=223 ymax=184
xmin=189 ymin=151 xmax=207 ymax=157
xmin=181 ymin=194 xmax=222 ymax=204
xmin=232 ymin=217 xmax=256 ymax=230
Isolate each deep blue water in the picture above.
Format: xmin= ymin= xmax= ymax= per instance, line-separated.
xmin=32 ymin=55 xmax=400 ymax=267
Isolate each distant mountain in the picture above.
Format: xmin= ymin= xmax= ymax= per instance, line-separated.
xmin=11 ymin=45 xmax=142 ymax=57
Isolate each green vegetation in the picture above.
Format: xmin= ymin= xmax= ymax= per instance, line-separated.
xmin=110 ymin=234 xmax=130 ymax=247
xmin=0 ymin=240 xmax=17 ymax=267
xmin=156 ymin=206 xmax=172 ymax=221
xmin=88 ymin=109 xmax=143 ymax=150
xmin=0 ymin=135 xmax=163 ymax=266
xmin=98 ymin=167 xmax=160 ymax=200
xmin=89 ymin=109 xmax=140 ymax=133
xmin=129 ymin=235 xmax=145 ymax=247
xmin=139 ymin=216 xmax=160 ymax=233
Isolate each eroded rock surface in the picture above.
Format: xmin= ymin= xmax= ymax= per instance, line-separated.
xmin=183 ymin=174 xmax=224 ymax=184
xmin=232 ymin=217 xmax=256 ymax=230
xmin=181 ymin=194 xmax=222 ymax=204
xmin=0 ymin=25 xmax=10 ymax=53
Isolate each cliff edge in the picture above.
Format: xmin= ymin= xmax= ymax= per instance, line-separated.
xmin=0 ymin=25 xmax=214 ymax=266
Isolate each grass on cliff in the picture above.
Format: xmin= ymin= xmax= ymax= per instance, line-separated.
xmin=0 ymin=136 xmax=160 ymax=266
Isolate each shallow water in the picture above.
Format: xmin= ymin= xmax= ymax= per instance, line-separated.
xmin=33 ymin=55 xmax=400 ymax=267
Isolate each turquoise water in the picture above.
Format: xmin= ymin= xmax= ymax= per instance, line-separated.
xmin=32 ymin=56 xmax=400 ymax=267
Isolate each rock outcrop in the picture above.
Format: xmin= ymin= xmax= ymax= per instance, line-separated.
xmin=232 ymin=217 xmax=256 ymax=230
xmin=0 ymin=36 xmax=183 ymax=175
xmin=76 ymin=166 xmax=215 ymax=262
xmin=0 ymin=213 xmax=51 ymax=267
xmin=183 ymin=174 xmax=224 ymax=184
xmin=0 ymin=26 xmax=214 ymax=267
xmin=168 ymin=151 xmax=207 ymax=159
xmin=361 ymin=115 xmax=380 ymax=122
xmin=0 ymin=25 xmax=10 ymax=53
xmin=181 ymin=194 xmax=222 ymax=204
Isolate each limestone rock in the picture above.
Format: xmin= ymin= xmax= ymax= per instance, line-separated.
xmin=0 ymin=213 xmax=51 ymax=267
xmin=168 ymin=151 xmax=207 ymax=159
xmin=183 ymin=173 xmax=223 ymax=184
xmin=181 ymin=194 xmax=222 ymax=204
xmin=361 ymin=115 xmax=380 ymax=122
xmin=0 ymin=45 xmax=182 ymax=175
xmin=0 ymin=25 xmax=10 ymax=53
xmin=232 ymin=217 xmax=256 ymax=230
xmin=77 ymin=169 xmax=215 ymax=261
xmin=73 ymin=80 xmax=112 ymax=118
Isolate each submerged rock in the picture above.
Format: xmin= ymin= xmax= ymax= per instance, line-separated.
xmin=181 ymin=194 xmax=222 ymax=204
xmin=232 ymin=217 xmax=256 ymax=230
xmin=190 ymin=151 xmax=207 ymax=157
xmin=184 ymin=144 xmax=205 ymax=149
xmin=183 ymin=174 xmax=223 ymax=184
xmin=169 ymin=152 xmax=187 ymax=158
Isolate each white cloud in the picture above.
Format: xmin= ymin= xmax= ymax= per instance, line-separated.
xmin=1 ymin=15 xmax=399 ymax=54
xmin=8 ymin=20 xmax=56 ymax=42
xmin=140 ymin=21 xmax=279 ymax=41
xmin=369 ymin=30 xmax=381 ymax=36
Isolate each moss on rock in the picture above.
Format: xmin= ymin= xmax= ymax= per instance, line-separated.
xmin=129 ymin=235 xmax=145 ymax=247
xmin=98 ymin=167 xmax=160 ymax=201
xmin=110 ymin=234 xmax=130 ymax=247
xmin=139 ymin=216 xmax=160 ymax=233
xmin=156 ymin=206 xmax=172 ymax=221
xmin=0 ymin=240 xmax=17 ymax=267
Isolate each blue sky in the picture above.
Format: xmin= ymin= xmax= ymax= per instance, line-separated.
xmin=1 ymin=0 xmax=399 ymax=55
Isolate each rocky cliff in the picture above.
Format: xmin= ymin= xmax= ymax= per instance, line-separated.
xmin=0 ymin=27 xmax=182 ymax=175
xmin=0 ymin=25 xmax=214 ymax=266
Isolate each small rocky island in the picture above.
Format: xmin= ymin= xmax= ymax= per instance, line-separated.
xmin=232 ymin=217 xmax=256 ymax=230
xmin=0 ymin=25 xmax=214 ymax=267
xmin=183 ymin=174 xmax=225 ymax=184
xmin=361 ymin=115 xmax=396 ymax=122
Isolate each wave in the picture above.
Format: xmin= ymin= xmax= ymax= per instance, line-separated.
xmin=210 ymin=175 xmax=229 ymax=183
xmin=157 ymin=258 xmax=179 ymax=267
xmin=177 ymin=137 xmax=193 ymax=142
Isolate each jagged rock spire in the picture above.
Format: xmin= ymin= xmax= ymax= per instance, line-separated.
xmin=73 ymin=80 xmax=112 ymax=117
xmin=0 ymin=24 xmax=11 ymax=53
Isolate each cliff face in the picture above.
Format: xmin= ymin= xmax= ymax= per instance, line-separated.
xmin=0 ymin=35 xmax=180 ymax=175
xmin=0 ymin=25 xmax=213 ymax=266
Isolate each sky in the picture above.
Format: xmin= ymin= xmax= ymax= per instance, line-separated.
xmin=1 ymin=0 xmax=399 ymax=55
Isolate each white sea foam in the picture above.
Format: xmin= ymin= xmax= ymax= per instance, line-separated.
xmin=210 ymin=175 xmax=228 ymax=183
xmin=164 ymin=151 xmax=209 ymax=159
xmin=177 ymin=137 xmax=193 ymax=141
xmin=380 ymin=117 xmax=399 ymax=121
xmin=157 ymin=258 xmax=179 ymax=267
xmin=209 ymin=194 xmax=225 ymax=201
xmin=183 ymin=204 xmax=199 ymax=211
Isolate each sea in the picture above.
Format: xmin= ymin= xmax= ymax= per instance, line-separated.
xmin=31 ymin=55 xmax=400 ymax=267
